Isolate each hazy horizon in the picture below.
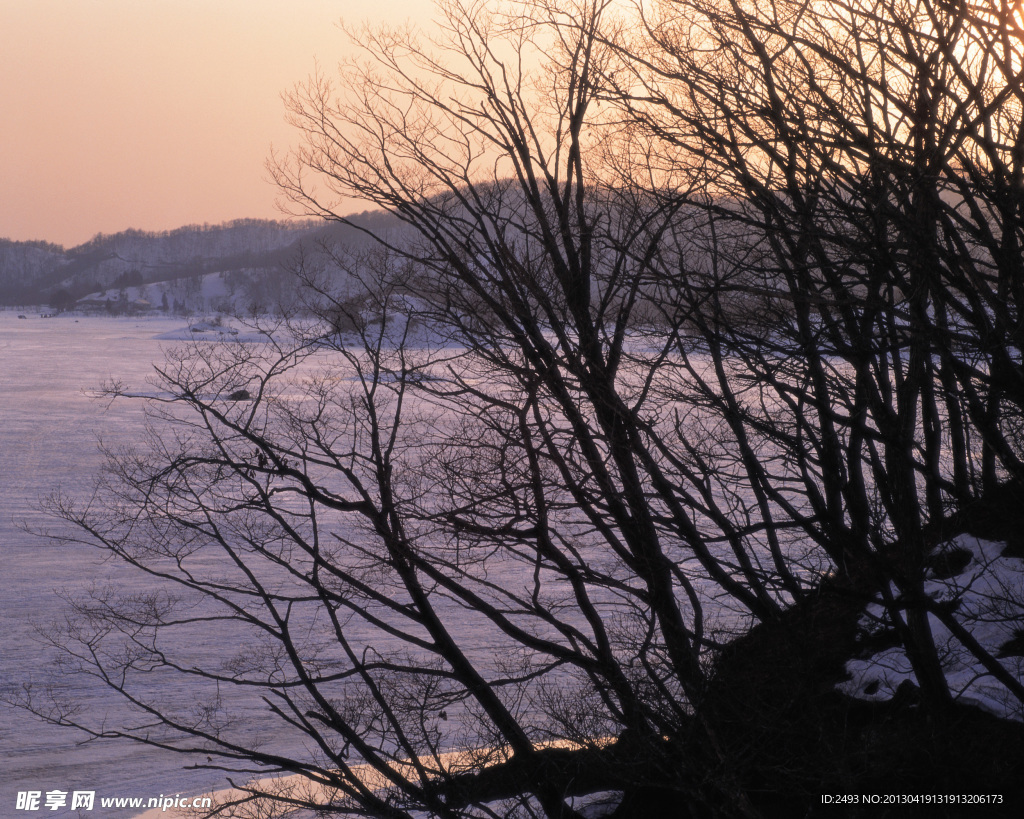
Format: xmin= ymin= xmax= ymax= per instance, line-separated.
xmin=1 ymin=0 xmax=426 ymax=248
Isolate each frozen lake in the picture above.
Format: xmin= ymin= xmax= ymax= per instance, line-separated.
xmin=0 ymin=313 xmax=245 ymax=808
xmin=0 ymin=310 xmax=782 ymax=816
xmin=0 ymin=312 xmax=567 ymax=815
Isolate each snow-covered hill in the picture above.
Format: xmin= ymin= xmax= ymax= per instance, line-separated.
xmin=0 ymin=212 xmax=407 ymax=309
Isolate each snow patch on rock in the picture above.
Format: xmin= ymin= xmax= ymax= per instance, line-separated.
xmin=839 ymin=535 xmax=1024 ymax=721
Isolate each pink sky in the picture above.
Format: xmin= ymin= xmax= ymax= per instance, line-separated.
xmin=1 ymin=1 xmax=421 ymax=247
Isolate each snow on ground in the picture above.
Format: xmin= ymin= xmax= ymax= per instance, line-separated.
xmin=153 ymin=319 xmax=275 ymax=344
xmin=839 ymin=535 xmax=1024 ymax=721
xmin=79 ymin=273 xmax=231 ymax=308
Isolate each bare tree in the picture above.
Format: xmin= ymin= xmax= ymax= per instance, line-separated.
xmin=600 ymin=0 xmax=1024 ymax=710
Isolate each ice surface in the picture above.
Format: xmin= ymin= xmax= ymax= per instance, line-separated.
xmin=5 ymin=311 xmax=1019 ymax=818
xmin=0 ymin=313 xmax=555 ymax=816
xmin=0 ymin=313 xmax=250 ymax=803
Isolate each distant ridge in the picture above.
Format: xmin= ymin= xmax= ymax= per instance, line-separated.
xmin=0 ymin=212 xmax=404 ymax=308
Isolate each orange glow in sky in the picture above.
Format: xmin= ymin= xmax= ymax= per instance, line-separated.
xmin=0 ymin=0 xmax=423 ymax=247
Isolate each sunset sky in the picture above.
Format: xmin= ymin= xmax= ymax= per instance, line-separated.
xmin=1 ymin=1 xmax=423 ymax=247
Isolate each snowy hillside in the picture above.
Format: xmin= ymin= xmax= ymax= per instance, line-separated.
xmin=0 ymin=212 xmax=408 ymax=308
